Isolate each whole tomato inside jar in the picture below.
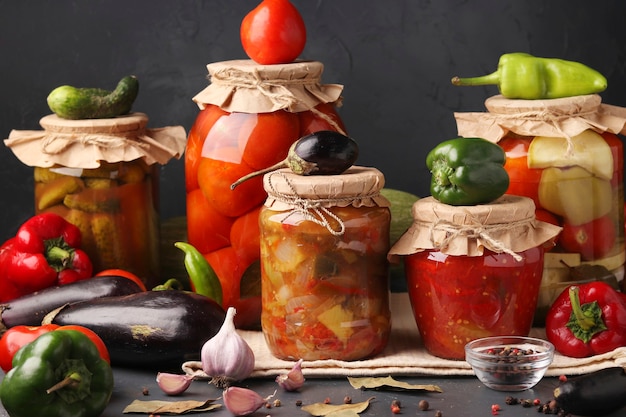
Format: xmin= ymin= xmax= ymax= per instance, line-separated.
xmin=455 ymin=94 xmax=626 ymax=325
xmin=260 ymin=167 xmax=392 ymax=361
xmin=186 ymin=60 xmax=346 ymax=328
xmin=389 ymin=195 xmax=561 ymax=360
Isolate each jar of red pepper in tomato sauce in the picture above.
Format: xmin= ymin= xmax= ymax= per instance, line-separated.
xmin=388 ymin=195 xmax=561 ymax=360
xmin=454 ymin=94 xmax=626 ymax=322
xmin=260 ymin=166 xmax=392 ymax=361
xmin=5 ymin=113 xmax=187 ymax=289
xmin=186 ymin=60 xmax=346 ymax=328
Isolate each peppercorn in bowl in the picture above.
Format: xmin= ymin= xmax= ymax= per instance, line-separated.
xmin=465 ymin=336 xmax=555 ymax=391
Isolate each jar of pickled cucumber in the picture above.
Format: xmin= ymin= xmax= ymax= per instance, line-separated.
xmin=454 ymin=94 xmax=626 ymax=322
xmin=186 ymin=59 xmax=346 ymax=329
xmin=259 ymin=166 xmax=391 ymax=361
xmin=388 ymin=195 xmax=561 ymax=360
xmin=5 ymin=113 xmax=187 ymax=288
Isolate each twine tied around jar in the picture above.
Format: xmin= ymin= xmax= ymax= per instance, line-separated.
xmin=265 ymin=170 xmax=380 ymax=236
xmin=38 ymin=131 xmax=150 ymax=155
xmin=484 ymin=107 xmax=599 ymax=155
xmin=455 ymin=94 xmax=626 ymax=157
xmin=209 ymin=65 xmax=346 ymax=135
xmin=427 ymin=216 xmax=531 ymax=261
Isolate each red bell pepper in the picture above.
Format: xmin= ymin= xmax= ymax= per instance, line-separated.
xmin=0 ymin=213 xmax=93 ymax=302
xmin=545 ymin=281 xmax=626 ymax=358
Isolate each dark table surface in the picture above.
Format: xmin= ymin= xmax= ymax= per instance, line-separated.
xmin=2 ymin=366 xmax=625 ymax=417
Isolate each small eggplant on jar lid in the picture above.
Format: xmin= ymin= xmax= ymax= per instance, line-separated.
xmin=388 ymin=195 xmax=561 ymax=360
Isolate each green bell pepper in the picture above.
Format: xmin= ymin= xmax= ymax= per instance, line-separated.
xmin=0 ymin=329 xmax=113 ymax=417
xmin=426 ymin=137 xmax=509 ymax=206
xmin=451 ymin=52 xmax=607 ymax=99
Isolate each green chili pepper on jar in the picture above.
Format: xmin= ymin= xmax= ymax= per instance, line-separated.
xmin=426 ymin=137 xmax=509 ymax=206
xmin=451 ymin=52 xmax=607 ymax=99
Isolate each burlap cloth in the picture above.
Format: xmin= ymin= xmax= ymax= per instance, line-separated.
xmin=183 ymin=292 xmax=626 ymax=379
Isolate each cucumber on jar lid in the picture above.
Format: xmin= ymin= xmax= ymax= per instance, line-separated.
xmin=47 ymin=75 xmax=139 ymax=119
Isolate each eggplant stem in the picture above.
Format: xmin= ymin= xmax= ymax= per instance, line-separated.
xmin=230 ymin=160 xmax=287 ymax=190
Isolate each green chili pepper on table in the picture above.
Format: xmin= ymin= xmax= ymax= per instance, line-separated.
xmin=426 ymin=137 xmax=509 ymax=206
xmin=451 ymin=52 xmax=607 ymax=99
xmin=174 ymin=241 xmax=223 ymax=305
xmin=0 ymin=329 xmax=113 ymax=417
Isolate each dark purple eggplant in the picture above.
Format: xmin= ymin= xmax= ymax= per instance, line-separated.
xmin=46 ymin=290 xmax=226 ymax=368
xmin=231 ymin=130 xmax=359 ymax=189
xmin=554 ymin=367 xmax=626 ymax=416
xmin=0 ymin=275 xmax=143 ymax=331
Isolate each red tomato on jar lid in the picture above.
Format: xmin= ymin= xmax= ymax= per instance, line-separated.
xmin=240 ymin=0 xmax=307 ymax=65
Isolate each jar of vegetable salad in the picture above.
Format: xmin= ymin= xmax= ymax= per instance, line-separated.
xmin=186 ymin=59 xmax=346 ymax=329
xmin=260 ymin=166 xmax=391 ymax=361
xmin=5 ymin=113 xmax=187 ymax=288
xmin=454 ymin=94 xmax=626 ymax=323
xmin=389 ymin=195 xmax=561 ymax=360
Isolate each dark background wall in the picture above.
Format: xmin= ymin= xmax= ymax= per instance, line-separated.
xmin=1 ymin=0 xmax=625 ymax=243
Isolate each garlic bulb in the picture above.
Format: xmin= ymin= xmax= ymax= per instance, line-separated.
xmin=275 ymin=358 xmax=305 ymax=391
xmin=222 ymin=386 xmax=275 ymax=416
xmin=201 ymin=307 xmax=255 ymax=387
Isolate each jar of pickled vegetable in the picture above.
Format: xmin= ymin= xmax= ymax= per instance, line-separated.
xmin=5 ymin=113 xmax=187 ymax=288
xmin=186 ymin=60 xmax=346 ymax=328
xmin=259 ymin=166 xmax=391 ymax=361
xmin=389 ymin=195 xmax=561 ymax=360
xmin=454 ymin=94 xmax=626 ymax=322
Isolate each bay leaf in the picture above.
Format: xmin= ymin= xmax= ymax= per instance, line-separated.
xmin=122 ymin=398 xmax=221 ymax=414
xmin=348 ymin=376 xmax=443 ymax=392
xmin=301 ymin=397 xmax=375 ymax=416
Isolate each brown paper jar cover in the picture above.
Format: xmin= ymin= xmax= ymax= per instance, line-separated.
xmin=192 ymin=59 xmax=344 ymax=114
xmin=263 ymin=166 xmax=391 ymax=211
xmin=388 ymin=195 xmax=562 ymax=260
xmin=454 ymin=94 xmax=626 ymax=142
xmin=4 ymin=112 xmax=187 ymax=169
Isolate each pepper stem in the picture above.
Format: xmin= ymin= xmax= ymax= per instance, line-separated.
xmin=46 ymin=245 xmax=73 ymax=270
xmin=566 ymin=286 xmax=607 ymax=343
xmin=46 ymin=372 xmax=82 ymax=394
xmin=451 ymin=70 xmax=501 ymax=87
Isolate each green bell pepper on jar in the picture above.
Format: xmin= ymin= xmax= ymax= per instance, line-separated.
xmin=426 ymin=137 xmax=509 ymax=206
xmin=451 ymin=52 xmax=607 ymax=99
xmin=0 ymin=329 xmax=113 ymax=417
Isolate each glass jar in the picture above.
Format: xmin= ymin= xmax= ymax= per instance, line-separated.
xmin=186 ymin=60 xmax=346 ymax=329
xmin=389 ymin=195 xmax=561 ymax=360
xmin=455 ymin=94 xmax=626 ymax=323
xmin=5 ymin=113 xmax=187 ymax=288
xmin=259 ymin=166 xmax=392 ymax=361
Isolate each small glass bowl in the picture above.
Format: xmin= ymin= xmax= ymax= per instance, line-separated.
xmin=465 ymin=336 xmax=555 ymax=391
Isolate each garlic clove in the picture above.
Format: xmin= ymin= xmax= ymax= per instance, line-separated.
xmin=275 ymin=358 xmax=305 ymax=391
xmin=156 ymin=372 xmax=194 ymax=396
xmin=222 ymin=386 xmax=275 ymax=416
xmin=201 ymin=307 xmax=256 ymax=388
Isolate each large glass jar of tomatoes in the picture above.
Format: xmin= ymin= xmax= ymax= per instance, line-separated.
xmin=186 ymin=60 xmax=346 ymax=329
xmin=455 ymin=94 xmax=626 ymax=320
xmin=5 ymin=113 xmax=187 ymax=288
xmin=259 ymin=166 xmax=392 ymax=361
xmin=389 ymin=195 xmax=561 ymax=360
